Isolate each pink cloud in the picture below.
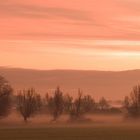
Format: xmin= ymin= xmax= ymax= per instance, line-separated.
xmin=0 ymin=0 xmax=140 ymax=40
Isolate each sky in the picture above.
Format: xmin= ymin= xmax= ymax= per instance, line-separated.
xmin=0 ymin=0 xmax=140 ymax=71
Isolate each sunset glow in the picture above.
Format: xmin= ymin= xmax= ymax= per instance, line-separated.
xmin=0 ymin=0 xmax=140 ymax=70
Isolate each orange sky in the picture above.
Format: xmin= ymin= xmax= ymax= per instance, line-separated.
xmin=0 ymin=0 xmax=140 ymax=70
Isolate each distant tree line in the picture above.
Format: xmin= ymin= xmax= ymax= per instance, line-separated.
xmin=0 ymin=75 xmax=140 ymax=122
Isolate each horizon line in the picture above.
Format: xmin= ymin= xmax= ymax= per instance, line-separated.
xmin=0 ymin=66 xmax=140 ymax=72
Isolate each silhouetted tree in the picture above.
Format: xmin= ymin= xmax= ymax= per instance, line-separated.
xmin=16 ymin=88 xmax=42 ymax=122
xmin=69 ymin=90 xmax=97 ymax=120
xmin=69 ymin=89 xmax=84 ymax=120
xmin=0 ymin=76 xmax=13 ymax=118
xmin=81 ymin=95 xmax=96 ymax=113
xmin=124 ymin=85 xmax=140 ymax=118
xmin=46 ymin=87 xmax=64 ymax=121
xmin=98 ymin=97 xmax=110 ymax=111
xmin=63 ymin=94 xmax=73 ymax=113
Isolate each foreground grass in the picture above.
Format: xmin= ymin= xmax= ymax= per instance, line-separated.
xmin=1 ymin=126 xmax=140 ymax=140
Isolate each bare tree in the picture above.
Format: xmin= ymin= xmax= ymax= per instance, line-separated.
xmin=81 ymin=95 xmax=96 ymax=113
xmin=98 ymin=97 xmax=110 ymax=111
xmin=46 ymin=87 xmax=64 ymax=121
xmin=63 ymin=94 xmax=73 ymax=113
xmin=69 ymin=89 xmax=84 ymax=120
xmin=16 ymin=88 xmax=42 ymax=122
xmin=69 ymin=90 xmax=96 ymax=120
xmin=0 ymin=76 xmax=13 ymax=118
xmin=123 ymin=85 xmax=140 ymax=118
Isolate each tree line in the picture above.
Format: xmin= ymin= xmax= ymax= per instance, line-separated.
xmin=0 ymin=75 xmax=140 ymax=122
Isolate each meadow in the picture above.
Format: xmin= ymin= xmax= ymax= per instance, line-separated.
xmin=1 ymin=113 xmax=140 ymax=140
xmin=1 ymin=125 xmax=140 ymax=140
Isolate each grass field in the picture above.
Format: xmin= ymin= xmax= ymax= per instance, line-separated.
xmin=1 ymin=125 xmax=140 ymax=140
xmin=0 ymin=113 xmax=140 ymax=140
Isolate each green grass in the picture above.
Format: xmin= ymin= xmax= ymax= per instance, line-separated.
xmin=0 ymin=126 xmax=140 ymax=140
